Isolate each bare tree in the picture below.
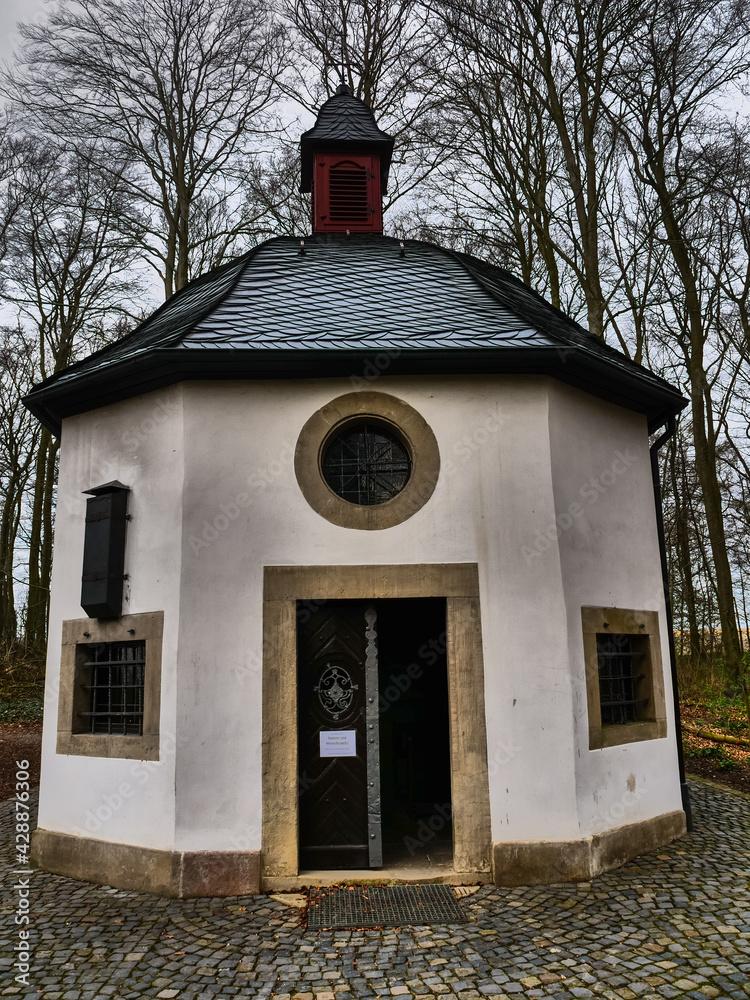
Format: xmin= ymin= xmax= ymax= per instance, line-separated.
xmin=0 ymin=327 xmax=39 ymax=646
xmin=430 ymin=0 xmax=645 ymax=338
xmin=404 ymin=32 xmax=568 ymax=304
xmin=2 ymin=145 xmax=142 ymax=649
xmin=697 ymin=122 xmax=750 ymax=362
xmin=598 ymin=167 xmax=668 ymax=365
xmin=6 ymin=0 xmax=289 ymax=299
xmin=665 ymin=425 xmax=710 ymax=666
xmin=279 ymin=0 xmax=447 ymax=214
xmin=0 ymin=113 xmax=22 ymax=283
xmin=609 ymin=0 xmax=750 ymax=682
xmin=0 ymin=118 xmax=37 ymax=646
xmin=243 ymin=147 xmax=313 ymax=239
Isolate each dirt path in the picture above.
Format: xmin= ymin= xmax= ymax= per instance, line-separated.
xmin=0 ymin=721 xmax=42 ymax=800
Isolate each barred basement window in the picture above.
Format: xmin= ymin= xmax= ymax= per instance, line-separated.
xmin=582 ymin=607 xmax=668 ymax=750
xmin=58 ymin=612 xmax=162 ymax=760
xmin=596 ymin=633 xmax=648 ymax=726
xmin=79 ymin=640 xmax=145 ymax=735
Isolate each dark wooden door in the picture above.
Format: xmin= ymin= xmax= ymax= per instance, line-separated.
xmin=298 ymin=601 xmax=379 ymax=869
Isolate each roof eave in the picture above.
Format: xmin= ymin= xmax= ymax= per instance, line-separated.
xmin=23 ymin=345 xmax=688 ymax=438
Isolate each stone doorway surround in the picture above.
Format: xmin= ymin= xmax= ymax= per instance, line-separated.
xmin=261 ymin=563 xmax=493 ymax=888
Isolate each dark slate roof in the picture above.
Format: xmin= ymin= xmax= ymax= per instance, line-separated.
xmin=300 ymin=84 xmax=395 ymax=192
xmin=23 ymin=233 xmax=687 ymax=435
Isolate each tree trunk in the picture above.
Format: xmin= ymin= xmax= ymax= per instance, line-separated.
xmin=25 ymin=427 xmax=53 ymax=651
xmin=176 ymin=193 xmax=190 ymax=292
xmin=669 ymin=439 xmax=703 ymax=664
xmin=0 ymin=484 xmax=19 ymax=644
xmin=531 ymin=0 xmax=606 ymax=338
xmin=537 ymin=226 xmax=561 ymax=309
xmin=656 ymin=180 xmax=742 ymax=680
xmin=685 ymin=347 xmax=741 ymax=679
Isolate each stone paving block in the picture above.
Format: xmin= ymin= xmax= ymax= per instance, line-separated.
xmin=3 ymin=784 xmax=750 ymax=1000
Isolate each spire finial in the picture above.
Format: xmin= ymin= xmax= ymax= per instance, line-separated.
xmin=334 ymin=33 xmax=351 ymax=96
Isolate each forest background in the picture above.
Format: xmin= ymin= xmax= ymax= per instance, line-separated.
xmin=0 ymin=0 xmax=749 ymax=779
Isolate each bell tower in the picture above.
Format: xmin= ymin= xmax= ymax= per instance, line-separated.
xmin=300 ymin=84 xmax=395 ymax=234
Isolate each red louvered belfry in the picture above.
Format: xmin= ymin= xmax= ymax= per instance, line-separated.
xmin=313 ymin=153 xmax=382 ymax=233
xmin=300 ymin=84 xmax=395 ymax=235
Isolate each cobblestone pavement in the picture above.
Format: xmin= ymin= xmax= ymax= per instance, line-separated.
xmin=1 ymin=780 xmax=749 ymax=1000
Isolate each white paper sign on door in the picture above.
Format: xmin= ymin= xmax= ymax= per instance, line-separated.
xmin=319 ymin=730 xmax=357 ymax=757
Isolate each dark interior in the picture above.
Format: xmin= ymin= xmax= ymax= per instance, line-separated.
xmin=375 ymin=598 xmax=453 ymax=868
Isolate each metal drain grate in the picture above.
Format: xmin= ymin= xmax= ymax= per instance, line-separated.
xmin=307 ymin=883 xmax=468 ymax=929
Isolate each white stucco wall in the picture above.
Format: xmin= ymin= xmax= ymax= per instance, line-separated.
xmin=40 ymin=386 xmax=185 ymax=849
xmin=173 ymin=376 xmax=582 ymax=853
xmin=40 ymin=374 xmax=682 ymax=856
xmin=546 ymin=383 xmax=682 ymax=838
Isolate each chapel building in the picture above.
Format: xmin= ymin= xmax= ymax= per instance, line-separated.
xmin=24 ymin=84 xmax=689 ymax=896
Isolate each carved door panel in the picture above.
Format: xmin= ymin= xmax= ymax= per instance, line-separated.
xmin=298 ymin=601 xmax=381 ymax=870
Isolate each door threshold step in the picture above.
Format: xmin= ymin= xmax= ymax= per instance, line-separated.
xmin=261 ymin=868 xmax=493 ymax=892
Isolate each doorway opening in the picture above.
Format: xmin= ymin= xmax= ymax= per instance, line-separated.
xmin=296 ymin=596 xmax=452 ymax=872
xmin=377 ymin=598 xmax=452 ymax=870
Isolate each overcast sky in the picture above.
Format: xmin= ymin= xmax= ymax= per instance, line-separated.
xmin=0 ymin=0 xmax=47 ymax=70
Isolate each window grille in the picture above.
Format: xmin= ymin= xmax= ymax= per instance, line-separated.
xmin=596 ymin=633 xmax=648 ymax=726
xmin=328 ymin=161 xmax=370 ymax=222
xmin=322 ymin=422 xmax=411 ymax=505
xmin=78 ymin=640 xmax=145 ymax=735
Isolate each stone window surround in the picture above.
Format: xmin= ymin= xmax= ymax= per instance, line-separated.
xmin=56 ymin=611 xmax=163 ymax=761
xmin=294 ymin=391 xmax=440 ymax=530
xmin=582 ymin=606 xmax=667 ymax=750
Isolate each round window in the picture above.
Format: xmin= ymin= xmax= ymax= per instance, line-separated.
xmin=294 ymin=391 xmax=439 ymax=530
xmin=321 ymin=422 xmax=412 ymax=506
